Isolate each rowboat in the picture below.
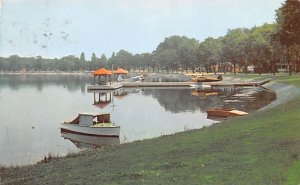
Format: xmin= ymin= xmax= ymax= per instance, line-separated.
xmin=189 ymin=74 xmax=223 ymax=82
xmin=61 ymin=113 xmax=120 ymax=137
xmin=207 ymin=108 xmax=248 ymax=117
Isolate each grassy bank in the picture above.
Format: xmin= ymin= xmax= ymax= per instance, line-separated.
xmin=1 ymin=74 xmax=300 ymax=185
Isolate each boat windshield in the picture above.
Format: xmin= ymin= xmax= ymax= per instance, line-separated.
xmin=94 ymin=114 xmax=110 ymax=124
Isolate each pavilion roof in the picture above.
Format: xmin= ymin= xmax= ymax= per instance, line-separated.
xmin=113 ymin=68 xmax=128 ymax=74
xmin=92 ymin=68 xmax=112 ymax=76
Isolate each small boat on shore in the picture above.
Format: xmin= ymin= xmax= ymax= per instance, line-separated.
xmin=207 ymin=108 xmax=248 ymax=118
xmin=186 ymin=74 xmax=223 ymax=82
xmin=61 ymin=113 xmax=120 ymax=137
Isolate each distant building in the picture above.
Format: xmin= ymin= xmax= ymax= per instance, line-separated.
xmin=247 ymin=65 xmax=255 ymax=73
xmin=276 ymin=58 xmax=289 ymax=72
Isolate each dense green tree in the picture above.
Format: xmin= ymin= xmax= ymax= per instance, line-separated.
xmin=153 ymin=36 xmax=198 ymax=72
xmin=108 ymin=50 xmax=133 ymax=70
xmin=80 ymin=52 xmax=85 ymax=62
xmin=8 ymin=55 xmax=21 ymax=71
xmin=33 ymin=56 xmax=43 ymax=71
xmin=90 ymin=52 xmax=98 ymax=70
xmin=100 ymin=54 xmax=107 ymax=64
xmin=249 ymin=24 xmax=276 ymax=74
xmin=276 ymin=0 xmax=300 ymax=75
xmin=197 ymin=37 xmax=223 ymax=73
xmin=221 ymin=28 xmax=256 ymax=74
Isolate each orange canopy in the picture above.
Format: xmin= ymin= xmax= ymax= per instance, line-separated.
xmin=93 ymin=68 xmax=112 ymax=76
xmin=113 ymin=68 xmax=128 ymax=74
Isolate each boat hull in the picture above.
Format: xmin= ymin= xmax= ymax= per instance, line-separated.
xmin=61 ymin=123 xmax=120 ymax=137
xmin=207 ymin=109 xmax=248 ymax=118
xmin=191 ymin=78 xmax=221 ymax=82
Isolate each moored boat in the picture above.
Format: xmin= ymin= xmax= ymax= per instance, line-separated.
xmin=186 ymin=74 xmax=223 ymax=82
xmin=207 ymin=108 xmax=248 ymax=117
xmin=61 ymin=113 xmax=120 ymax=137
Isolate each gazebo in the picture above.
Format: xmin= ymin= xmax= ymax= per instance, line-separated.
xmin=113 ymin=68 xmax=128 ymax=82
xmin=92 ymin=68 xmax=113 ymax=85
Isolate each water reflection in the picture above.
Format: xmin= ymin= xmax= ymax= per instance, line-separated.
xmin=93 ymin=92 xmax=112 ymax=109
xmin=0 ymin=74 xmax=92 ymax=92
xmin=90 ymin=86 xmax=276 ymax=115
xmin=61 ymin=132 xmax=120 ymax=149
xmin=113 ymin=88 xmax=128 ymax=99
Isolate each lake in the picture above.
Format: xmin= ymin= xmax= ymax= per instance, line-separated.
xmin=0 ymin=74 xmax=276 ymax=166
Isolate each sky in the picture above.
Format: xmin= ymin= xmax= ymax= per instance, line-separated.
xmin=0 ymin=0 xmax=285 ymax=59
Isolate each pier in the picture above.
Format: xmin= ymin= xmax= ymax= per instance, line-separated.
xmin=121 ymin=81 xmax=195 ymax=88
xmin=87 ymin=83 xmax=123 ymax=92
xmin=86 ymin=79 xmax=272 ymax=91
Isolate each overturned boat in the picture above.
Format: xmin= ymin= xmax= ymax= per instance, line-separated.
xmin=61 ymin=113 xmax=120 ymax=137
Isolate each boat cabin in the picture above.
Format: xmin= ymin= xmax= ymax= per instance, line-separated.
xmin=66 ymin=113 xmax=111 ymax=127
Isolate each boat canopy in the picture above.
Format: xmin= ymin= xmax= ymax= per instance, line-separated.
xmin=65 ymin=113 xmax=111 ymax=126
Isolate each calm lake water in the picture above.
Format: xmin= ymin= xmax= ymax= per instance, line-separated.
xmin=0 ymin=74 xmax=276 ymax=166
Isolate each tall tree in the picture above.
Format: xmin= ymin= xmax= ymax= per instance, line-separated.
xmin=90 ymin=52 xmax=98 ymax=70
xmin=197 ymin=37 xmax=222 ymax=74
xmin=276 ymin=0 xmax=300 ymax=75
xmin=8 ymin=55 xmax=21 ymax=71
xmin=80 ymin=52 xmax=86 ymax=62
xmin=153 ymin=36 xmax=198 ymax=72
xmin=250 ymin=24 xmax=277 ymax=74
xmin=33 ymin=56 xmax=43 ymax=71
xmin=221 ymin=29 xmax=249 ymax=74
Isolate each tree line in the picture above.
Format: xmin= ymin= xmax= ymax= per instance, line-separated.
xmin=0 ymin=0 xmax=299 ymax=75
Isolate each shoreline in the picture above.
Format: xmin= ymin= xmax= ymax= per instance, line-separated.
xmin=0 ymin=71 xmax=92 ymax=75
xmin=1 ymin=75 xmax=300 ymax=184
xmin=260 ymin=81 xmax=300 ymax=111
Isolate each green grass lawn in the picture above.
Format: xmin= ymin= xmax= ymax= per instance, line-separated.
xmin=1 ymin=73 xmax=300 ymax=185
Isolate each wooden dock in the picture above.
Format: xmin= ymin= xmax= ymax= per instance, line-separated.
xmin=121 ymin=82 xmax=195 ymax=88
xmin=87 ymin=83 xmax=123 ymax=92
xmin=86 ymin=79 xmax=272 ymax=91
xmin=211 ymin=79 xmax=272 ymax=88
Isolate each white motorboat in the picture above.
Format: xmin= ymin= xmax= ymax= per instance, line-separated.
xmin=61 ymin=113 xmax=120 ymax=137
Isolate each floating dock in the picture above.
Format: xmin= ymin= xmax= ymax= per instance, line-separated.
xmin=87 ymin=79 xmax=272 ymax=91
xmin=87 ymin=83 xmax=123 ymax=92
xmin=210 ymin=79 xmax=272 ymax=88
xmin=122 ymin=82 xmax=196 ymax=88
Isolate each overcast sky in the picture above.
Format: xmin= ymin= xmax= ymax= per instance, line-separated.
xmin=0 ymin=0 xmax=284 ymax=59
